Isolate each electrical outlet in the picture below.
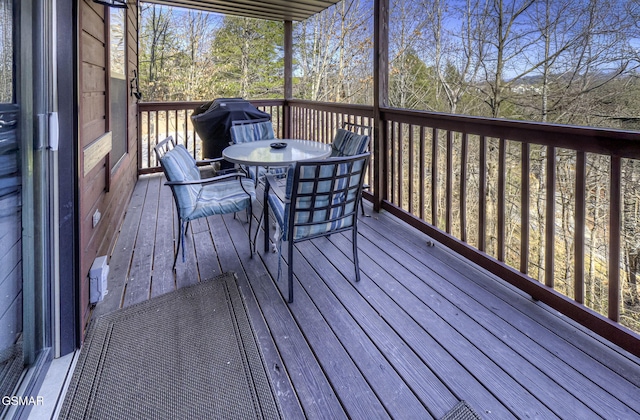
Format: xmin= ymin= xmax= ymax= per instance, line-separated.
xmin=92 ymin=209 xmax=101 ymax=227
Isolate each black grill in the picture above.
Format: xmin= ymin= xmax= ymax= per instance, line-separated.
xmin=191 ymin=98 xmax=270 ymax=167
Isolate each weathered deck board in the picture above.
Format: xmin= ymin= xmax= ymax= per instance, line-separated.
xmin=123 ymin=173 xmax=162 ymax=307
xmin=361 ymin=211 xmax=640 ymax=415
xmin=96 ymin=173 xmax=640 ymax=419
xmin=150 ymin=175 xmax=177 ymax=298
xmin=93 ymin=176 xmax=148 ymax=318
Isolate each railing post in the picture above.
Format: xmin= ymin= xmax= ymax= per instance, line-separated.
xmin=282 ymin=21 xmax=292 ymax=139
xmin=373 ymin=0 xmax=389 ymax=212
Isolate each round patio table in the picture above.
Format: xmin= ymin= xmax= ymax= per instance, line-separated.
xmin=222 ymin=139 xmax=332 ymax=167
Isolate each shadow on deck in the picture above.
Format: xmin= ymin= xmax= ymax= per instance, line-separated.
xmin=93 ymin=173 xmax=640 ymax=419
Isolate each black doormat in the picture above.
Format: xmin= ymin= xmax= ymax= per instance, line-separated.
xmin=60 ymin=272 xmax=283 ymax=419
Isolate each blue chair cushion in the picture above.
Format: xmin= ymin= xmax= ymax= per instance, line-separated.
xmin=330 ymin=129 xmax=370 ymax=157
xmin=250 ymin=166 xmax=289 ymax=183
xmin=230 ymin=121 xmax=275 ymax=144
xmin=160 ymin=147 xmax=201 ymax=219
xmin=161 ymin=146 xmax=255 ymax=221
xmin=271 ymin=158 xmax=365 ymax=241
xmin=189 ymin=178 xmax=255 ymax=220
xmin=173 ymin=144 xmax=197 ymax=166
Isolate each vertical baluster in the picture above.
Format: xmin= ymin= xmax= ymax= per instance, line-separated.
xmin=408 ymin=124 xmax=415 ymax=214
xmin=191 ymin=109 xmax=196 ymax=157
xmin=521 ymin=142 xmax=530 ymax=274
xmin=575 ymin=151 xmax=586 ymax=304
xmin=498 ymin=138 xmax=506 ymax=262
xmin=419 ymin=126 xmax=425 ymax=221
xmin=173 ymin=109 xmax=177 ymax=147
xmin=153 ymin=111 xmax=159 ymax=168
xmin=148 ymin=110 xmax=152 ymax=168
xmin=138 ymin=110 xmax=144 ymax=170
xmin=164 ymin=110 xmax=169 ymax=145
xmin=182 ymin=110 xmax=188 ymax=157
xmin=390 ymin=121 xmax=396 ymax=204
xmin=332 ymin=112 xmax=336 ymax=142
xmin=446 ymin=130 xmax=453 ymax=233
xmin=299 ymin=106 xmax=303 ymax=138
xmin=277 ymin=105 xmax=282 ymax=137
xmin=545 ymin=146 xmax=556 ymax=288
xmin=398 ymin=123 xmax=404 ymax=209
xmin=479 ymin=135 xmax=487 ymax=252
xmin=293 ymin=106 xmax=297 ymax=138
xmin=609 ymin=156 xmax=621 ymax=321
xmin=432 ymin=128 xmax=439 ymax=228
xmin=302 ymin=107 xmax=306 ymax=139
xmin=460 ymin=133 xmax=468 ymax=243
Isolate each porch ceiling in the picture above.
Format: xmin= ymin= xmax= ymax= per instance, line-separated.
xmin=142 ymin=0 xmax=340 ymax=21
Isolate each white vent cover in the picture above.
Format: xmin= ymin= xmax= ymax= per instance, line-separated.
xmin=89 ymin=256 xmax=109 ymax=303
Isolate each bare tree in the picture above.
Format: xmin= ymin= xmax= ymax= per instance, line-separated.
xmin=389 ymin=0 xmax=436 ymax=109
xmin=294 ymin=0 xmax=371 ymax=103
xmin=524 ymin=0 xmax=638 ymax=124
xmin=180 ymin=11 xmax=217 ymax=100
xmin=139 ymin=5 xmax=174 ymax=100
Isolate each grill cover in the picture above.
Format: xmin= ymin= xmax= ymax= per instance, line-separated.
xmin=191 ymin=98 xmax=270 ymax=165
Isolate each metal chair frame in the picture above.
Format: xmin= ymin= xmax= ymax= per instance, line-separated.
xmin=263 ymin=153 xmax=370 ymax=303
xmin=154 ymin=136 xmax=255 ymax=268
xmin=333 ymin=121 xmax=373 ymax=216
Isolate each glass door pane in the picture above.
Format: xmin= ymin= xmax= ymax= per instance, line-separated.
xmin=0 ymin=0 xmax=23 ymax=399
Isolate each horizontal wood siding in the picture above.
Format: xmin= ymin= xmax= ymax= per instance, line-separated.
xmin=78 ymin=0 xmax=138 ymax=333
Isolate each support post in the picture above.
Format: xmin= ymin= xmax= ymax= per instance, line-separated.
xmin=283 ymin=20 xmax=293 ymax=139
xmin=373 ymin=0 xmax=389 ymax=212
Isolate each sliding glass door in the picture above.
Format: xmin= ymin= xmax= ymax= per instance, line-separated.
xmin=0 ymin=0 xmax=23 ymax=400
xmin=0 ymin=0 xmax=58 ymax=413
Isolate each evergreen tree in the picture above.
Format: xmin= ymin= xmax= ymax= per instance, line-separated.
xmin=211 ymin=16 xmax=283 ymax=99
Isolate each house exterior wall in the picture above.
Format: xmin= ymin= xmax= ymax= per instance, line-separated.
xmin=78 ymin=0 xmax=138 ymax=333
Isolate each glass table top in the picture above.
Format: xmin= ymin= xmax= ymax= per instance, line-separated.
xmin=222 ymin=139 xmax=332 ymax=166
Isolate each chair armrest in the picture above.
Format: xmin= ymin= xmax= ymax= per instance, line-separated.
xmin=165 ymin=172 xmax=249 ymax=187
xmin=264 ymin=173 xmax=289 ymax=203
xmin=196 ymin=157 xmax=224 ymax=165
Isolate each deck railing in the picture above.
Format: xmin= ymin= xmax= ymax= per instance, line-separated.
xmin=137 ymin=99 xmax=640 ymax=356
xmin=137 ymin=100 xmax=284 ymax=173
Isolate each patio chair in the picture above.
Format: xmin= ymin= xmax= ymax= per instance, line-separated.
xmin=230 ymin=118 xmax=275 ymax=143
xmin=230 ymin=118 xmax=287 ymax=183
xmin=154 ymin=136 xmax=256 ymax=268
xmin=263 ymin=152 xmax=370 ymax=303
xmin=330 ymin=122 xmax=372 ymax=216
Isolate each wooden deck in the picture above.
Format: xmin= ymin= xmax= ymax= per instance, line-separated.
xmin=93 ymin=173 xmax=640 ymax=419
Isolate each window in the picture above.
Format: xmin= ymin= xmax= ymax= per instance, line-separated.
xmin=109 ymin=8 xmax=127 ymax=169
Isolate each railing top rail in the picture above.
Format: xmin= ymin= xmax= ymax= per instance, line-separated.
xmin=139 ymin=100 xmax=640 ymax=158
xmin=287 ymin=99 xmax=375 ymax=117
xmin=138 ymin=101 xmax=207 ymax=111
xmin=382 ymin=107 xmax=640 ymax=159
xmin=138 ymin=99 xmax=285 ymax=112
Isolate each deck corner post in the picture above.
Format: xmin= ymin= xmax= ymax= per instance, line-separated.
xmin=373 ymin=0 xmax=389 ymax=212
